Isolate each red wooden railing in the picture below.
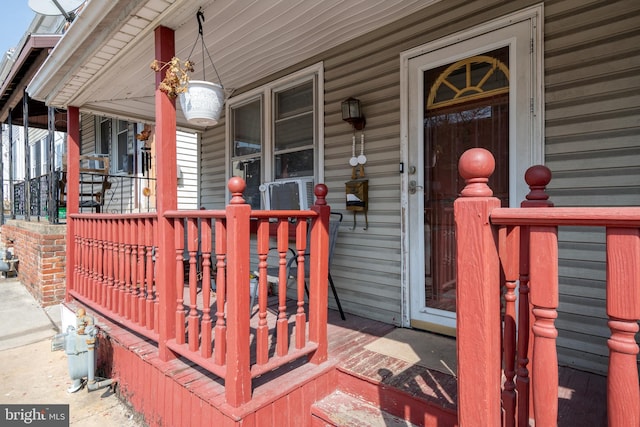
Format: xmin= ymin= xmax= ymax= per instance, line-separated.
xmin=455 ymin=148 xmax=640 ymax=427
xmin=69 ymin=177 xmax=331 ymax=407
xmin=71 ymin=214 xmax=159 ymax=342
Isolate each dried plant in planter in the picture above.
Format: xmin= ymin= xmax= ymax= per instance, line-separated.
xmin=150 ymin=57 xmax=195 ymax=99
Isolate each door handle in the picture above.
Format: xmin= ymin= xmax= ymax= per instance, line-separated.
xmin=409 ymin=180 xmax=423 ymax=194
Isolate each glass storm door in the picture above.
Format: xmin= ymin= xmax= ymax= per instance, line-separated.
xmin=425 ymin=48 xmax=510 ymax=311
xmin=406 ymin=16 xmax=536 ymax=334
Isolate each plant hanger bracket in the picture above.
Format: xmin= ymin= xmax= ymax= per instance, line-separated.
xmin=187 ymin=7 xmax=224 ymax=89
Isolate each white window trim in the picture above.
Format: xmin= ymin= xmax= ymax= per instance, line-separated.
xmin=225 ymin=62 xmax=325 ymax=199
xmin=95 ymin=116 xmax=136 ymax=175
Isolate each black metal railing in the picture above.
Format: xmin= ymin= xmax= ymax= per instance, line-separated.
xmin=11 ymin=172 xmax=156 ymax=223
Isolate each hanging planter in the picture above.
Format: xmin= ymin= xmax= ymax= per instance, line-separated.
xmin=180 ymin=7 xmax=225 ymax=126
xmin=149 ymin=8 xmax=226 ymax=127
xmin=178 ymin=80 xmax=224 ymax=126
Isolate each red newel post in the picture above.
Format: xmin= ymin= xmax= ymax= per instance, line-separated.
xmin=518 ymin=165 xmax=553 ymax=426
xmin=454 ymin=148 xmax=501 ymax=426
xmin=308 ymin=184 xmax=330 ymax=364
xmin=225 ymin=177 xmax=251 ymax=407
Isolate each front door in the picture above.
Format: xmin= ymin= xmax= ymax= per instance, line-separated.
xmin=405 ymin=14 xmax=541 ymax=334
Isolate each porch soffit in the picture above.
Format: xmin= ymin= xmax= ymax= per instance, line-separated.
xmin=28 ymin=0 xmax=437 ymax=128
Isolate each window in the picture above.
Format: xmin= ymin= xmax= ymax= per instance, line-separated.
xmin=116 ymin=120 xmax=129 ymax=173
xmin=98 ymin=118 xmax=110 ymax=155
xmin=228 ymin=64 xmax=323 ymax=209
xmin=96 ymin=117 xmax=134 ymax=173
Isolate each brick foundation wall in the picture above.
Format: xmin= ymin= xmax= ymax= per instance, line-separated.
xmin=1 ymin=220 xmax=67 ymax=306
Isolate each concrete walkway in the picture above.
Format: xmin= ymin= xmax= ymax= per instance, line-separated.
xmin=0 ymin=278 xmax=146 ymax=426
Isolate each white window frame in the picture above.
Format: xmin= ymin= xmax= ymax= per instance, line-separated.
xmin=225 ymin=62 xmax=325 ymax=203
xmin=95 ymin=116 xmax=135 ymax=174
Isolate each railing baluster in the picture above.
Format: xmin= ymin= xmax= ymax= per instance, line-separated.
xmin=255 ymin=218 xmax=269 ymax=364
xmin=500 ymin=225 xmax=519 ymax=427
xmin=111 ymin=219 xmax=119 ymax=311
xmin=145 ymin=217 xmax=155 ymax=331
xmin=118 ymin=218 xmax=126 ymax=316
xmin=200 ymin=218 xmax=212 ymax=358
xmin=130 ymin=219 xmax=138 ymax=323
xmin=73 ymin=217 xmax=81 ymax=297
xmin=106 ymin=217 xmax=115 ymax=311
xmin=83 ymin=219 xmax=90 ymax=296
xmin=79 ymin=219 xmax=86 ymax=296
xmin=153 ymin=217 xmax=160 ymax=334
xmin=516 ymin=225 xmax=531 ymax=427
xmin=276 ymin=219 xmax=290 ymax=357
xmin=606 ymin=227 xmax=640 ymax=427
xmin=90 ymin=219 xmax=97 ymax=301
xmin=295 ymin=219 xmax=308 ymax=349
xmin=137 ymin=217 xmax=146 ymax=327
xmin=124 ymin=218 xmax=132 ymax=319
xmin=93 ymin=219 xmax=100 ymax=302
xmin=529 ymin=225 xmax=559 ymax=426
xmin=175 ymin=218 xmax=186 ymax=345
xmin=187 ymin=217 xmax=199 ymax=351
xmin=213 ymin=218 xmax=227 ymax=366
xmin=98 ymin=219 xmax=106 ymax=306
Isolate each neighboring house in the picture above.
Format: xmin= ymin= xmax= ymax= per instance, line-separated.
xmin=23 ymin=0 xmax=639 ymax=424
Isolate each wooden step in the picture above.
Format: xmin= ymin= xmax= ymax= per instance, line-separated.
xmin=311 ymin=390 xmax=419 ymax=427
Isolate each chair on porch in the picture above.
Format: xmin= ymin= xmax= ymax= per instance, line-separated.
xmin=256 ymin=212 xmax=346 ymax=320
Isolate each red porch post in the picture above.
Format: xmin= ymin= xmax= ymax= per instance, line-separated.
xmin=454 ymin=148 xmax=501 ymax=426
xmin=65 ymin=106 xmax=80 ymax=301
xmin=154 ymin=25 xmax=178 ymax=361
xmin=225 ymin=177 xmax=251 ymax=406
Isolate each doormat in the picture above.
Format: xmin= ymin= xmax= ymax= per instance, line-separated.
xmin=364 ymin=328 xmax=457 ymax=377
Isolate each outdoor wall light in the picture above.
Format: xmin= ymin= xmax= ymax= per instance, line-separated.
xmin=341 ymin=97 xmax=366 ymax=131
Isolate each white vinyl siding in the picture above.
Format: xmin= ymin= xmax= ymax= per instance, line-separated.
xmin=177 ymin=130 xmax=198 ymax=209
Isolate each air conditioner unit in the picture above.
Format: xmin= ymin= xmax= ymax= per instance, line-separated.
xmin=260 ymin=177 xmax=314 ymax=210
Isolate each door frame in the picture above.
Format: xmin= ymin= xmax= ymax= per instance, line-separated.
xmin=399 ymin=5 xmax=544 ymax=329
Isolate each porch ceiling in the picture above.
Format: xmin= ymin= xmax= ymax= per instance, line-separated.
xmin=28 ymin=0 xmax=436 ymax=129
